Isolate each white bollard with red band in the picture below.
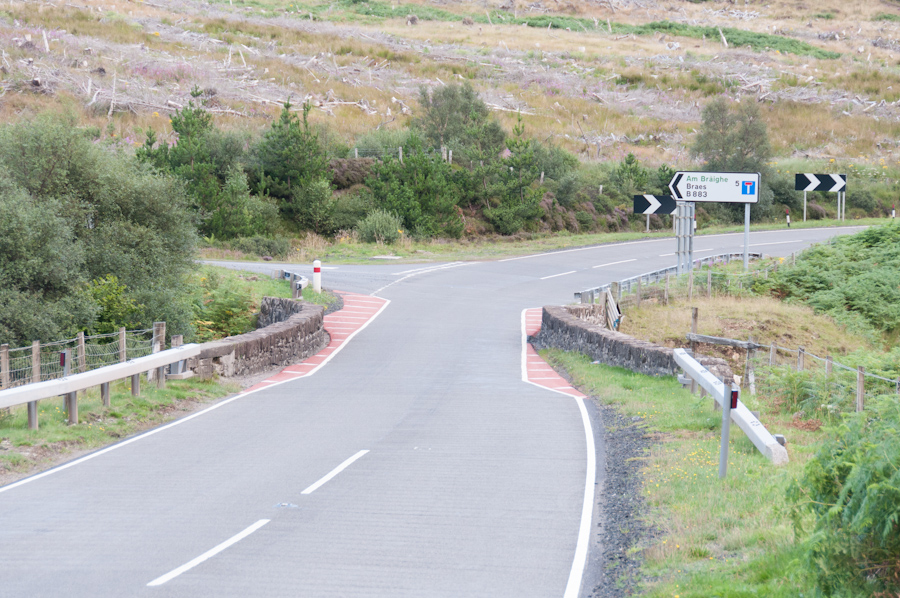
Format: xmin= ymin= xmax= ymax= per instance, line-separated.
xmin=313 ymin=259 xmax=322 ymax=293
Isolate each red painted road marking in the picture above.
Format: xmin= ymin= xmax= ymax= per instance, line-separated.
xmin=244 ymin=292 xmax=388 ymax=392
xmin=523 ymin=308 xmax=585 ymax=399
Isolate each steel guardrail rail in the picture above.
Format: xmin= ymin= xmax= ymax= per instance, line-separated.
xmin=574 ymin=252 xmax=763 ymax=302
xmin=0 ymin=344 xmax=201 ymax=410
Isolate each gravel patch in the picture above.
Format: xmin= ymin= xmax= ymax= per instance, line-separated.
xmin=588 ymin=402 xmax=656 ymax=598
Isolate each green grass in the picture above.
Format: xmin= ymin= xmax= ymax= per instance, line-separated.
xmin=541 ymin=350 xmax=820 ymax=596
xmin=294 ymin=0 xmax=840 ymax=59
xmin=0 ymin=376 xmax=239 ymax=481
xmin=874 ymin=12 xmax=900 ymax=22
xmin=260 ymin=218 xmax=884 ymax=265
xmin=301 ymin=284 xmax=340 ymax=308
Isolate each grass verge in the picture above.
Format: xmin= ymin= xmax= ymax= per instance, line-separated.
xmin=541 ymin=349 xmax=819 ymax=596
xmin=198 ymin=218 xmax=885 ymax=265
xmin=0 ymin=376 xmax=239 ymax=486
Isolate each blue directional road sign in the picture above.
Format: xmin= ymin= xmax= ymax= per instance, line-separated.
xmin=669 ymin=172 xmax=761 ymax=204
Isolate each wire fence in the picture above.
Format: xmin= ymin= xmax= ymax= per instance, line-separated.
xmin=576 ymin=251 xmax=782 ymax=309
xmin=574 ymin=249 xmax=898 ymax=417
xmin=747 ymin=342 xmax=899 ymax=418
xmin=350 ymin=147 xmax=402 ymax=159
xmin=0 ymin=328 xmax=157 ymax=391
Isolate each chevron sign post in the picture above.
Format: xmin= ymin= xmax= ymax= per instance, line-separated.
xmin=633 ymin=194 xmax=676 ymax=215
xmin=794 ymin=173 xmax=847 ymax=222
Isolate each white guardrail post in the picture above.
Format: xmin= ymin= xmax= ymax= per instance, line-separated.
xmin=674 ymin=348 xmax=788 ymax=465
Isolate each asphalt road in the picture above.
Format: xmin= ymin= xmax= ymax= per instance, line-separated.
xmin=0 ymin=226 xmax=865 ymax=597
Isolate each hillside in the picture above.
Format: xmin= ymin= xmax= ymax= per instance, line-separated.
xmin=5 ymin=0 xmax=900 ymax=163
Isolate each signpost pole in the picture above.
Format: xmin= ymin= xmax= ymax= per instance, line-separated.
xmin=803 ymin=190 xmax=807 ymax=222
xmin=744 ymin=202 xmax=750 ymax=271
xmin=688 ymin=203 xmax=695 ymax=272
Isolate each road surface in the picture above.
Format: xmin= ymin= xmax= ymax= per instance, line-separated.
xmin=0 ymin=226 xmax=865 ymax=597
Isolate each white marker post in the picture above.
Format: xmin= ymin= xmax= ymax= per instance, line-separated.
xmin=313 ymin=259 xmax=322 ymax=293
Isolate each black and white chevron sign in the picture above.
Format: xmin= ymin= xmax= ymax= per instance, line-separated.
xmin=795 ymin=173 xmax=847 ymax=192
xmin=633 ymin=194 xmax=676 ymax=215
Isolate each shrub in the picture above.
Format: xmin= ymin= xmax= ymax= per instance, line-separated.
xmin=329 ymin=158 xmax=376 ymax=189
xmin=231 ymin=235 xmax=291 ymax=258
xmin=574 ymin=210 xmax=593 ymax=230
xmin=88 ymin=274 xmax=142 ymax=334
xmin=332 ymin=187 xmax=373 ymax=231
xmin=788 ymin=396 xmax=900 ymax=595
xmin=0 ymin=113 xmax=198 ymax=342
xmin=192 ymin=271 xmax=256 ymax=341
xmin=357 ymin=209 xmax=402 ymax=244
xmin=292 ymin=178 xmax=336 ymax=235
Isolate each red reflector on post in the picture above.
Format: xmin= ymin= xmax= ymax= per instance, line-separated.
xmin=60 ymin=352 xmax=66 ymax=367
xmin=730 ymin=389 xmax=739 ymax=409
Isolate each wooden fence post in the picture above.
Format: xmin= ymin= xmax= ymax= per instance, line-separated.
xmin=856 ymin=366 xmax=865 ymax=412
xmin=747 ymin=335 xmax=756 ymax=395
xmin=690 ymin=307 xmax=698 ymax=394
xmin=0 ymin=344 xmax=9 ymax=390
xmin=688 ymin=270 xmax=694 ymax=301
xmin=29 ymin=341 xmax=40 ymax=430
xmin=636 ymin=277 xmax=642 ymax=307
xmin=0 ymin=344 xmax=9 ymax=419
xmin=798 ymin=346 xmax=805 ymax=371
xmin=76 ymin=331 xmax=86 ymax=373
xmin=155 ymin=322 xmax=167 ymax=389
xmin=76 ymin=331 xmax=87 ymax=402
xmin=119 ymin=327 xmax=127 ymax=362
xmin=707 ymin=270 xmax=712 ymax=297
xmin=769 ymin=342 xmax=776 ymax=367
xmin=664 ymin=274 xmax=669 ymax=306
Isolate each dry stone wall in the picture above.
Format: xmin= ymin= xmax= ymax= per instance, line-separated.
xmin=533 ymin=305 xmax=732 ymax=381
xmin=194 ymin=299 xmax=327 ymax=378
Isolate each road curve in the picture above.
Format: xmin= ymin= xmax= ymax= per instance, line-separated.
xmin=0 ymin=226 xmax=865 ymax=597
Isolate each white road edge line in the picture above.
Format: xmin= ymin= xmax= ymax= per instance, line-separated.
xmin=301 ymin=450 xmax=370 ymax=495
xmin=540 ymin=270 xmax=577 ymax=280
xmin=147 ymin=519 xmax=270 ymax=587
xmin=592 ymin=258 xmax=636 ymax=269
xmin=749 ymin=240 xmax=805 ymax=247
xmin=392 ymin=262 xmax=463 ymax=275
xmin=499 ymin=238 xmax=670 ymax=263
xmin=520 ymin=310 xmax=596 ymax=598
xmin=0 ymin=296 xmax=390 ymax=496
xmin=373 ymin=262 xmax=475 ymax=295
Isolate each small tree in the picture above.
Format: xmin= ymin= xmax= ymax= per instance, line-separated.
xmin=414 ymin=83 xmax=506 ymax=164
xmin=254 ymin=101 xmax=329 ymax=215
xmin=691 ymin=98 xmax=774 ymax=221
xmin=483 ymin=117 xmax=543 ymax=235
xmin=293 ymin=178 xmax=336 ymax=236
xmin=365 ymin=135 xmax=463 ymax=238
